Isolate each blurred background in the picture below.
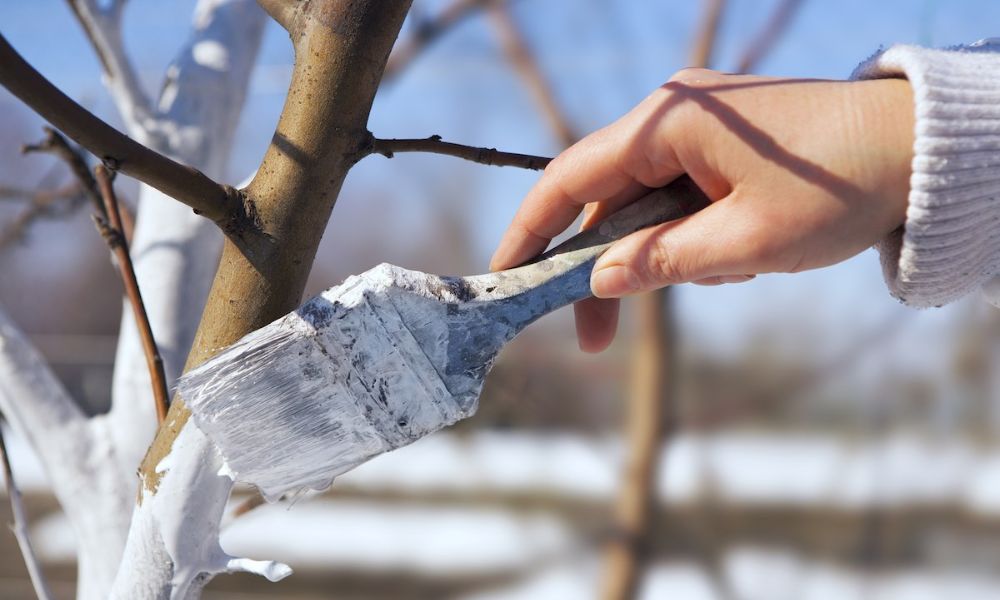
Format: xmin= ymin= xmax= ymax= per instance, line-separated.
xmin=3 ymin=0 xmax=1000 ymax=598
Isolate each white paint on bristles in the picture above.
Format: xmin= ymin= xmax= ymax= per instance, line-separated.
xmin=180 ymin=263 xmax=485 ymax=501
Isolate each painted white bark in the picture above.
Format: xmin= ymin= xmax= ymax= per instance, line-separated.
xmin=104 ymin=1 xmax=272 ymax=597
xmin=110 ymin=421 xmax=289 ymax=600
xmin=0 ymin=307 xmax=133 ymax=599
xmin=2 ymin=1 xmax=267 ymax=598
xmin=66 ymin=0 xmax=154 ymax=139
xmin=108 ymin=0 xmax=266 ymax=482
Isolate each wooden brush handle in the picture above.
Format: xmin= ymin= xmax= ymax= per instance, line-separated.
xmin=466 ymin=176 xmax=711 ymax=334
xmin=534 ymin=175 xmax=711 ymax=263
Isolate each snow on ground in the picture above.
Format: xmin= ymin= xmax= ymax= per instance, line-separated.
xmin=220 ymin=501 xmax=575 ymax=574
xmin=463 ymin=549 xmax=1000 ymax=600
xmin=32 ymin=499 xmax=576 ymax=574
xmin=6 ymin=426 xmax=1000 ymax=513
xmin=337 ymin=429 xmax=1000 ymax=514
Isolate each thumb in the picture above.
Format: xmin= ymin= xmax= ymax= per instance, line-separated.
xmin=590 ymin=194 xmax=770 ymax=297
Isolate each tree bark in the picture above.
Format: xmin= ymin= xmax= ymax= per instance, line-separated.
xmin=113 ymin=2 xmax=414 ymax=597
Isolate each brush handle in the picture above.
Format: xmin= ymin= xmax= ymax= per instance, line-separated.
xmin=466 ymin=175 xmax=710 ymax=333
xmin=534 ymin=175 xmax=710 ymax=264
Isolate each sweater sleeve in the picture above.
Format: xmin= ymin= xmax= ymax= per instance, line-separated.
xmin=852 ymin=39 xmax=1000 ymax=308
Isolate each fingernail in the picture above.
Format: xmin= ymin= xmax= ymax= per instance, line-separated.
xmin=717 ymin=274 xmax=755 ymax=284
xmin=591 ymin=265 xmax=640 ymax=298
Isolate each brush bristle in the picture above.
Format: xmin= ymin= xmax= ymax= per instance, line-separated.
xmin=177 ymin=266 xmax=477 ymax=501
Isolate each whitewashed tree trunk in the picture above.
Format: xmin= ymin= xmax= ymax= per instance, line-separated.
xmin=1 ymin=1 xmax=266 ymax=598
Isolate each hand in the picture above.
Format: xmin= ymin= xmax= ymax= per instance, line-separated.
xmin=490 ymin=69 xmax=915 ymax=352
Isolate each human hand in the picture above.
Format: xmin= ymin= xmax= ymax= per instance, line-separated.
xmin=490 ymin=69 xmax=914 ymax=352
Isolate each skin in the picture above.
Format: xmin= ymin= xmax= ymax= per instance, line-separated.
xmin=491 ymin=69 xmax=916 ymax=353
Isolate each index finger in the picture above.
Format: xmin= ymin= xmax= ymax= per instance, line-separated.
xmin=490 ymin=110 xmax=683 ymax=271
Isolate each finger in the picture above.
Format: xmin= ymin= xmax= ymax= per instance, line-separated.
xmin=574 ymin=297 xmax=620 ymax=353
xmin=491 ymin=108 xmax=686 ymax=271
xmin=590 ymin=193 xmax=776 ymax=297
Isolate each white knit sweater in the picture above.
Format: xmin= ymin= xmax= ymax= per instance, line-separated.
xmin=853 ymin=39 xmax=1000 ymax=308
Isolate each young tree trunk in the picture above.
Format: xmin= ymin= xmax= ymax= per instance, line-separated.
xmin=110 ymin=2 xmax=413 ymax=597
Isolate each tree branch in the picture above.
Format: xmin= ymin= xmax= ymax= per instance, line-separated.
xmin=118 ymin=2 xmax=413 ymax=595
xmin=384 ymin=0 xmax=498 ymax=82
xmin=369 ymin=135 xmax=551 ymax=170
xmin=602 ymin=3 xmax=727 ymax=600
xmin=487 ymin=3 xmax=578 ymax=148
xmin=23 ymin=127 xmax=105 ymax=217
xmin=94 ymin=166 xmax=169 ymax=425
xmin=735 ymin=0 xmax=803 ymax=73
xmin=0 ymin=33 xmax=248 ymax=234
xmin=0 ymin=422 xmax=54 ymax=600
xmin=64 ymin=0 xmax=153 ymax=133
xmin=0 ymin=184 xmax=86 ymax=249
xmin=688 ymin=0 xmax=727 ymax=69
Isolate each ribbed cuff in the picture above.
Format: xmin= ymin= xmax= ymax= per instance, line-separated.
xmin=852 ymin=40 xmax=1000 ymax=308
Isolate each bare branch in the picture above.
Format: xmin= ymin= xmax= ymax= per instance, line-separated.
xmin=94 ymin=166 xmax=169 ymax=425
xmin=384 ymin=0 xmax=497 ymax=81
xmin=735 ymin=0 xmax=804 ymax=73
xmin=0 ymin=184 xmax=86 ymax=249
xmin=688 ymin=0 xmax=727 ymax=69
xmin=369 ymin=135 xmax=551 ymax=170
xmin=0 ymin=422 xmax=55 ymax=600
xmin=23 ymin=127 xmax=104 ymax=216
xmin=65 ymin=0 xmax=153 ymax=130
xmin=488 ymin=3 xmax=578 ymax=148
xmin=0 ymin=33 xmax=247 ymax=234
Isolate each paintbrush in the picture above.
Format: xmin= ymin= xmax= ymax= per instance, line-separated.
xmin=177 ymin=176 xmax=709 ymax=500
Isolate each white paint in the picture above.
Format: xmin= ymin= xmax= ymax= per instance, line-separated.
xmin=110 ymin=420 xmax=290 ymax=599
xmin=0 ymin=1 xmax=268 ymax=599
xmin=107 ymin=1 xmax=268 ymax=597
xmin=192 ymin=40 xmax=230 ymax=71
xmin=179 ymin=263 xmax=476 ymax=500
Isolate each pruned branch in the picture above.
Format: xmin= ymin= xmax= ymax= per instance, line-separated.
xmin=0 ymin=421 xmax=54 ymax=600
xmin=488 ymin=3 xmax=578 ymax=148
xmin=0 ymin=33 xmax=248 ymax=234
xmin=369 ymin=135 xmax=551 ymax=170
xmin=735 ymin=0 xmax=803 ymax=73
xmin=65 ymin=0 xmax=153 ymax=131
xmin=93 ymin=166 xmax=169 ymax=424
xmin=384 ymin=0 xmax=498 ymax=81
xmin=257 ymin=0 xmax=298 ymax=31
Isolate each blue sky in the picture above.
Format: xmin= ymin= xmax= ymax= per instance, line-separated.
xmin=2 ymin=0 xmax=999 ymax=386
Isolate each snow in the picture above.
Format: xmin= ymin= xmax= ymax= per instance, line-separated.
xmin=461 ymin=551 xmax=1000 ymax=600
xmin=7 ymin=427 xmax=1000 ymax=514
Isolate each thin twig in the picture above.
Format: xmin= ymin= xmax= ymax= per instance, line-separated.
xmin=0 ymin=184 xmax=86 ymax=249
xmin=369 ymin=135 xmax=551 ymax=170
xmin=0 ymin=421 xmax=55 ymax=600
xmin=383 ymin=0 xmax=498 ymax=81
xmin=94 ymin=166 xmax=169 ymax=424
xmin=64 ymin=0 xmax=153 ymax=125
xmin=735 ymin=0 xmax=804 ymax=73
xmin=0 ymin=33 xmax=244 ymax=233
xmin=23 ymin=127 xmax=104 ymax=217
xmin=688 ymin=0 xmax=727 ymax=69
xmin=487 ymin=3 xmax=578 ymax=147
xmin=229 ymin=494 xmax=268 ymax=520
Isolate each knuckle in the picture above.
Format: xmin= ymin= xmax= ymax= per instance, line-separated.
xmin=644 ymin=235 xmax=685 ymax=285
xmin=666 ymin=67 xmax=723 ymax=86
